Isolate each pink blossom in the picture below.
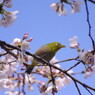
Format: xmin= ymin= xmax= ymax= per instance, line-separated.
xmin=4 ymin=62 xmax=18 ymax=75
xmin=71 ymin=0 xmax=83 ymax=13
xmin=50 ymin=3 xmax=67 ymax=16
xmin=0 ymin=71 xmax=6 ymax=78
xmin=84 ymin=71 xmax=94 ymax=79
xmin=21 ymin=40 xmax=30 ymax=51
xmin=55 ymin=78 xmax=65 ymax=89
xmin=43 ymin=86 xmax=53 ymax=95
xmin=0 ymin=11 xmax=19 ymax=28
xmin=50 ymin=3 xmax=58 ymax=11
xmin=69 ymin=36 xmax=79 ymax=49
xmin=5 ymin=0 xmax=12 ymax=8
xmin=12 ymin=38 xmax=21 ymax=46
xmin=23 ymin=33 xmax=28 ymax=40
xmin=78 ymin=50 xmax=94 ymax=66
xmin=63 ymin=76 xmax=72 ymax=85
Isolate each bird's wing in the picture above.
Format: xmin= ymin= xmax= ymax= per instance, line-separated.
xmin=34 ymin=45 xmax=49 ymax=57
xmin=35 ymin=50 xmax=50 ymax=60
xmin=34 ymin=45 xmax=54 ymax=61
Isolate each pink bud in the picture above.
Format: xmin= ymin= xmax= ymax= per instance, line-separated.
xmin=88 ymin=66 xmax=93 ymax=71
xmin=23 ymin=33 xmax=28 ymax=40
xmin=39 ymin=85 xmax=47 ymax=93
xmin=21 ymin=68 xmax=26 ymax=70
xmin=27 ymin=37 xmax=33 ymax=42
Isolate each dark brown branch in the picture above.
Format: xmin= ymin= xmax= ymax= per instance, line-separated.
xmin=54 ymin=56 xmax=79 ymax=64
xmin=50 ymin=65 xmax=95 ymax=92
xmin=66 ymin=61 xmax=81 ymax=71
xmin=50 ymin=66 xmax=56 ymax=95
xmin=83 ymin=87 xmax=94 ymax=95
xmin=0 ymin=53 xmax=7 ymax=57
xmin=0 ymin=43 xmax=18 ymax=59
xmin=88 ymin=0 xmax=95 ymax=3
xmin=0 ymin=40 xmax=95 ymax=92
xmin=71 ymin=71 xmax=85 ymax=75
xmin=0 ymin=40 xmax=21 ymax=51
xmin=84 ymin=0 xmax=95 ymax=50
xmin=74 ymin=81 xmax=82 ymax=95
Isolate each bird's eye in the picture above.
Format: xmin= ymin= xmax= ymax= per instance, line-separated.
xmin=56 ymin=42 xmax=61 ymax=46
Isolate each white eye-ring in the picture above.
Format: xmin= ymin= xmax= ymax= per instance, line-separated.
xmin=56 ymin=42 xmax=60 ymax=46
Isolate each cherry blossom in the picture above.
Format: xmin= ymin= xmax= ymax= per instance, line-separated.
xmin=55 ymin=78 xmax=65 ymax=89
xmin=50 ymin=3 xmax=67 ymax=16
xmin=21 ymin=40 xmax=30 ymax=51
xmin=12 ymin=33 xmax=32 ymax=51
xmin=69 ymin=36 xmax=79 ymax=49
xmin=0 ymin=71 xmax=6 ymax=78
xmin=78 ymin=50 xmax=94 ymax=66
xmin=0 ymin=11 xmax=19 ymax=28
xmin=71 ymin=0 xmax=83 ymax=13
xmin=84 ymin=71 xmax=94 ymax=79
xmin=12 ymin=38 xmax=21 ymax=46
xmin=50 ymin=3 xmax=58 ymax=11
xmin=0 ymin=0 xmax=95 ymax=94
xmin=5 ymin=0 xmax=12 ymax=8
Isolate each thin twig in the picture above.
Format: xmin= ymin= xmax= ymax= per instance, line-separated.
xmin=0 ymin=53 xmax=7 ymax=57
xmin=49 ymin=66 xmax=56 ymax=95
xmin=84 ymin=0 xmax=95 ymax=50
xmin=83 ymin=87 xmax=94 ymax=95
xmin=0 ymin=40 xmax=95 ymax=92
xmin=0 ymin=42 xmax=18 ymax=59
xmin=88 ymin=0 xmax=95 ymax=3
xmin=66 ymin=61 xmax=81 ymax=71
xmin=71 ymin=71 xmax=85 ymax=75
xmin=74 ymin=81 xmax=82 ymax=95
xmin=54 ymin=56 xmax=79 ymax=64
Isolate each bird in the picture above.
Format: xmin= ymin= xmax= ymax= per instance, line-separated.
xmin=25 ymin=42 xmax=65 ymax=74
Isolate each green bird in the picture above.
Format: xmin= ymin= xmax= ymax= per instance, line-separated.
xmin=25 ymin=42 xmax=65 ymax=74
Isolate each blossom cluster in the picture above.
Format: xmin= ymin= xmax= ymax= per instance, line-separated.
xmin=0 ymin=33 xmax=73 ymax=95
xmin=36 ymin=57 xmax=72 ymax=95
xmin=0 ymin=33 xmax=35 ymax=95
xmin=0 ymin=0 xmax=19 ymax=27
xmin=0 ymin=34 xmax=95 ymax=94
xmin=50 ymin=0 xmax=83 ymax=16
xmin=69 ymin=36 xmax=95 ymax=78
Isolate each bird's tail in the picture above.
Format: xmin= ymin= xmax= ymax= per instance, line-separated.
xmin=25 ymin=65 xmax=35 ymax=74
xmin=24 ymin=61 xmax=37 ymax=74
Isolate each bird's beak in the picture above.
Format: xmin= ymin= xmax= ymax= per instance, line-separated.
xmin=61 ymin=45 xmax=65 ymax=48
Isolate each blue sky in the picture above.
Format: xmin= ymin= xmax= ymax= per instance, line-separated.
xmin=0 ymin=0 xmax=95 ymax=95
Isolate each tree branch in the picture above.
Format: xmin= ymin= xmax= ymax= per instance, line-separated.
xmin=84 ymin=0 xmax=95 ymax=51
xmin=88 ymin=0 xmax=95 ymax=3
xmin=0 ymin=40 xmax=95 ymax=93
xmin=54 ymin=56 xmax=79 ymax=64
xmin=74 ymin=81 xmax=82 ymax=95
xmin=66 ymin=61 xmax=81 ymax=71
